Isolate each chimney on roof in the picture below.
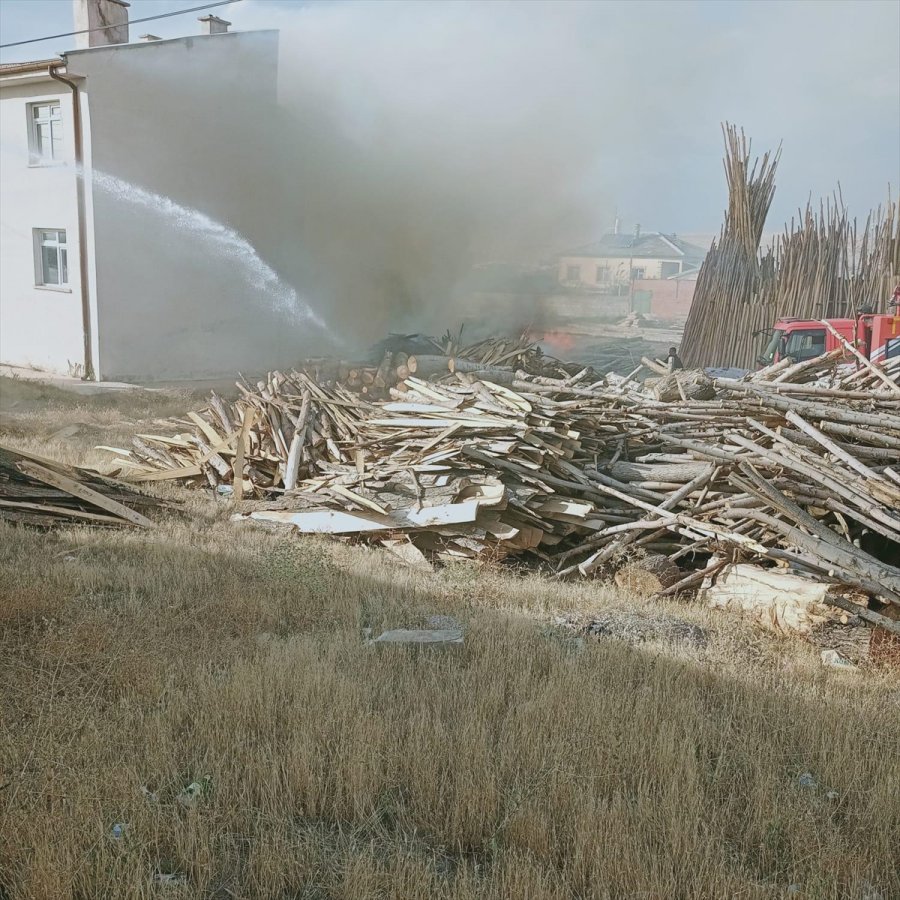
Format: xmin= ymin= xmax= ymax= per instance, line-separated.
xmin=198 ymin=15 xmax=231 ymax=35
xmin=72 ymin=0 xmax=130 ymax=49
xmin=633 ymin=223 xmax=641 ymax=245
xmin=138 ymin=34 xmax=161 ymax=42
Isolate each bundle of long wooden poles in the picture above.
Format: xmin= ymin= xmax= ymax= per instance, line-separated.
xmin=104 ymin=347 xmax=900 ymax=629
xmin=682 ymin=123 xmax=899 ymax=369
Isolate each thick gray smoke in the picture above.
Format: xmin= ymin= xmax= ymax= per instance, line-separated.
xmin=58 ymin=0 xmax=898 ymax=368
xmin=258 ymin=0 xmax=633 ymax=342
xmin=238 ymin=0 xmax=898 ymax=344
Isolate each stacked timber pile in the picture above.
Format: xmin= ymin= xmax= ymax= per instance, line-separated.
xmin=296 ymin=331 xmax=586 ymax=400
xmin=103 ymin=370 xmax=369 ymax=500
xmin=681 ymin=124 xmax=779 ymax=370
xmin=104 ymin=347 xmax=900 ymax=632
xmin=682 ymin=123 xmax=899 ymax=369
xmin=441 ymin=329 xmax=585 ymax=378
xmin=552 ymin=336 xmax=677 ymax=377
xmin=0 ymin=444 xmax=162 ymax=528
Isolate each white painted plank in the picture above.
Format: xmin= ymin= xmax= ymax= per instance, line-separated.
xmin=369 ymin=417 xmax=515 ymax=429
xmin=238 ymin=499 xmax=481 ymax=534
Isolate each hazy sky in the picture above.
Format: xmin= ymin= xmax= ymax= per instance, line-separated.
xmin=1 ymin=0 xmax=898 ymax=235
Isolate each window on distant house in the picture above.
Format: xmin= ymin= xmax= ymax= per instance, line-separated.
xmin=596 ymin=266 xmax=610 ymax=284
xmin=28 ymin=101 xmax=63 ymax=163
xmin=631 ymin=267 xmax=646 ymax=280
xmin=34 ymin=229 xmax=68 ymax=286
xmin=566 ymin=264 xmax=581 ymax=282
xmin=660 ymin=261 xmax=681 ymax=277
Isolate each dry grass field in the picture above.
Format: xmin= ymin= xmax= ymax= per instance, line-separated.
xmin=1 ymin=376 xmax=899 ymax=899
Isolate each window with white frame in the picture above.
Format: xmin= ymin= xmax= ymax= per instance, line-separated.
xmin=660 ymin=260 xmax=681 ymax=278
xmin=34 ymin=229 xmax=68 ymax=286
xmin=28 ymin=101 xmax=63 ymax=163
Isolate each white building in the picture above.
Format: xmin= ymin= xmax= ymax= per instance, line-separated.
xmin=0 ymin=55 xmax=86 ymax=375
xmin=0 ymin=0 xmax=303 ymax=380
xmin=557 ymin=228 xmax=707 ymax=291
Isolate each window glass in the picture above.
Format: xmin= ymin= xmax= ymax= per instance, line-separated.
xmin=784 ymin=329 xmax=826 ymax=361
xmin=660 ymin=261 xmax=680 ymax=277
xmin=30 ymin=102 xmax=62 ymax=161
xmin=758 ymin=329 xmax=784 ymax=365
xmin=35 ymin=229 xmax=68 ymax=286
xmin=37 ymin=122 xmax=51 ymax=152
xmin=41 ymin=245 xmax=60 ymax=284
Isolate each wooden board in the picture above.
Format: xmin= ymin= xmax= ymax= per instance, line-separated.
xmin=239 ymin=499 xmax=481 ymax=534
xmin=17 ymin=460 xmax=155 ymax=528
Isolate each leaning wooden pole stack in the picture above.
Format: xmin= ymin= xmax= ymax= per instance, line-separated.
xmin=681 ymin=124 xmax=780 ymax=369
xmin=683 ymin=125 xmax=899 ymax=371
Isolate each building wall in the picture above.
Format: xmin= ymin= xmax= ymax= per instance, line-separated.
xmin=634 ymin=277 xmax=697 ymax=320
xmin=64 ymin=31 xmax=305 ymax=381
xmin=557 ymin=254 xmax=682 ymax=287
xmin=451 ymin=290 xmax=631 ymax=334
xmin=0 ymin=79 xmax=85 ymax=375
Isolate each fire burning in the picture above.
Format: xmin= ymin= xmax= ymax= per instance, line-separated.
xmin=531 ymin=328 xmax=578 ymax=355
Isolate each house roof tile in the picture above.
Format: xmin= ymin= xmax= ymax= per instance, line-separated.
xmin=565 ymin=232 xmax=707 ymax=264
xmin=0 ymin=58 xmax=60 ymax=76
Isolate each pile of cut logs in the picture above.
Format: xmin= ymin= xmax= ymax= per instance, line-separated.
xmin=295 ymin=332 xmax=586 ymax=400
xmin=102 ymin=344 xmax=900 ymax=631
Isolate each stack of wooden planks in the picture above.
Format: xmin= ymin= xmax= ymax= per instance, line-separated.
xmin=0 ymin=444 xmax=162 ymax=528
xmin=102 ymin=370 xmax=369 ymax=500
xmin=102 ymin=347 xmax=900 ymax=630
xmin=296 ymin=331 xmax=587 ymax=400
xmin=440 ymin=329 xmax=581 ymax=376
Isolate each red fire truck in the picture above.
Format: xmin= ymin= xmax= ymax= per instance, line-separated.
xmin=757 ymin=291 xmax=900 ymax=367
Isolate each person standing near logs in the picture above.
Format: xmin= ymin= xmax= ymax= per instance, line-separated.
xmin=667 ymin=346 xmax=684 ymax=373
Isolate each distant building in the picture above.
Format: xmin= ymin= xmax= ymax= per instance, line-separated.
xmin=557 ymin=227 xmax=707 ymax=291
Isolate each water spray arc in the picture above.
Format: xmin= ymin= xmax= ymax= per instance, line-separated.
xmin=88 ymin=170 xmax=332 ymax=335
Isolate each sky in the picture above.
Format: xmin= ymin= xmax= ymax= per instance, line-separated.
xmin=0 ymin=0 xmax=898 ymax=237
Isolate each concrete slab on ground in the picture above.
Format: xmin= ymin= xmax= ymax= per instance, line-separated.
xmin=0 ymin=364 xmax=146 ymax=395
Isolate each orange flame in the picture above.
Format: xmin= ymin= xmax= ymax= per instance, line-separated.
xmin=531 ymin=328 xmax=577 ymax=354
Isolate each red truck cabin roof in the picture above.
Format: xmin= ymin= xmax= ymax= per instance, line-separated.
xmin=774 ymin=318 xmax=855 ymax=330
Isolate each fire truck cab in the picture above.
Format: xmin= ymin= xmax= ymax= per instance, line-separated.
xmin=757 ymin=314 xmax=900 ymax=367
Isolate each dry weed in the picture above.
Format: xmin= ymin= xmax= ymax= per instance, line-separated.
xmin=1 ymin=385 xmax=898 ymax=899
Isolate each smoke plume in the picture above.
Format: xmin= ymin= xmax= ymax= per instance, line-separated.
xmin=238 ymin=0 xmax=898 ymax=344
xmin=252 ymin=0 xmax=687 ymax=343
xmin=56 ymin=0 xmax=899 ymax=366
